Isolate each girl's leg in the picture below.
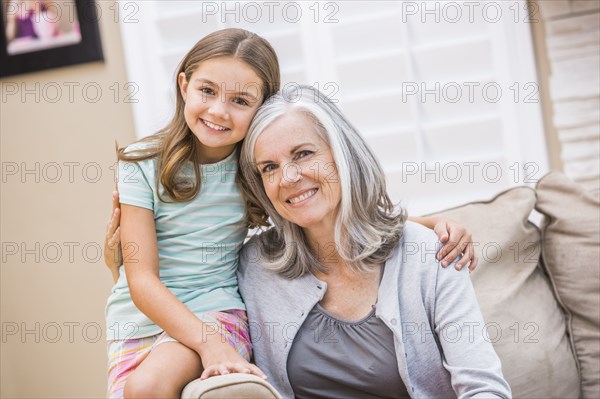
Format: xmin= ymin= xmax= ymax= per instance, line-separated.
xmin=119 ymin=310 xmax=251 ymax=398
xmin=107 ymin=337 xmax=156 ymax=399
xmin=123 ymin=341 xmax=203 ymax=399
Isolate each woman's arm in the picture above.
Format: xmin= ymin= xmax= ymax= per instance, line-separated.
xmin=120 ymin=203 xmax=266 ymax=379
xmin=408 ymin=215 xmax=478 ymax=271
xmin=104 ymin=191 xmax=122 ymax=283
xmin=433 ymin=261 xmax=512 ymax=398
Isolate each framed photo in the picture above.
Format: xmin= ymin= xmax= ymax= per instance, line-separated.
xmin=0 ymin=0 xmax=103 ymax=77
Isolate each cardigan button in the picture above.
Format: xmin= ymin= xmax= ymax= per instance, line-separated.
xmin=317 ymin=285 xmax=322 ymax=289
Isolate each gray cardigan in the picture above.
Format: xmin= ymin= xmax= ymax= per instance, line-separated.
xmin=237 ymin=221 xmax=512 ymax=398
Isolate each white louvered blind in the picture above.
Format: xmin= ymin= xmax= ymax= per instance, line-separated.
xmin=118 ymin=0 xmax=548 ymax=215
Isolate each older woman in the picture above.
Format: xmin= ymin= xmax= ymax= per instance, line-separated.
xmin=103 ymin=85 xmax=508 ymax=397
xmin=235 ymin=85 xmax=511 ymax=398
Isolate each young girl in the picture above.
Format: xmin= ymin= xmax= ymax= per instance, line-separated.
xmin=105 ymin=28 xmax=280 ymax=398
xmin=104 ymin=27 xmax=478 ymax=399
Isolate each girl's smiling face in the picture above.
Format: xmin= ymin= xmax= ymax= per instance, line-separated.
xmin=178 ymin=56 xmax=263 ymax=163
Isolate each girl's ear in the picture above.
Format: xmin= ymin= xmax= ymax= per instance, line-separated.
xmin=178 ymin=72 xmax=188 ymax=102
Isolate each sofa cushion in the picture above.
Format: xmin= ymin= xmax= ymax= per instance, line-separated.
xmin=535 ymin=172 xmax=600 ymax=398
xmin=430 ymin=186 xmax=580 ymax=398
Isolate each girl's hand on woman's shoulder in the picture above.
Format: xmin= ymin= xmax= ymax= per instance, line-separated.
xmin=104 ymin=190 xmax=123 ymax=282
xmin=408 ymin=215 xmax=478 ymax=272
xmin=432 ymin=218 xmax=478 ymax=272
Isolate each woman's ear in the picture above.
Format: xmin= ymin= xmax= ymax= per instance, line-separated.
xmin=178 ymin=72 xmax=188 ymax=102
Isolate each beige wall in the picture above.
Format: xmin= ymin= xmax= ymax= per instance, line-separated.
xmin=1 ymin=2 xmax=136 ymax=397
xmin=532 ymin=0 xmax=600 ymax=193
xmin=529 ymin=0 xmax=563 ymax=171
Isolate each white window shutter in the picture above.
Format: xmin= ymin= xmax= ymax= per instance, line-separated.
xmin=118 ymin=0 xmax=548 ymax=214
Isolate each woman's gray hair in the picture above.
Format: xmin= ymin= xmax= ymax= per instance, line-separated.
xmin=240 ymin=84 xmax=406 ymax=279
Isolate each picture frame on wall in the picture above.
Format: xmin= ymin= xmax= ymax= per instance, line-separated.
xmin=0 ymin=0 xmax=103 ymax=77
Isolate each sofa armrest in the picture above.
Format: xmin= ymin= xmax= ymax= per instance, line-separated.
xmin=182 ymin=373 xmax=282 ymax=399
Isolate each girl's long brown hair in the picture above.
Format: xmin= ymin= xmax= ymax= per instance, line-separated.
xmin=117 ymin=29 xmax=280 ymax=227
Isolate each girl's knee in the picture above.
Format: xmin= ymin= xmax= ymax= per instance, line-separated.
xmin=123 ymin=372 xmax=178 ymax=399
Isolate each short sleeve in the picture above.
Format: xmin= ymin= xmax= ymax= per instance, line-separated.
xmin=117 ymin=158 xmax=155 ymax=211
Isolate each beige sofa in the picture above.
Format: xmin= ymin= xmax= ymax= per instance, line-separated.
xmin=182 ymin=172 xmax=600 ymax=399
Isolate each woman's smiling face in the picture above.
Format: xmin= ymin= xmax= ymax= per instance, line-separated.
xmin=254 ymin=112 xmax=342 ymax=233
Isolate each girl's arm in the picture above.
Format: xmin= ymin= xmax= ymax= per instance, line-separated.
xmin=408 ymin=215 xmax=478 ymax=272
xmin=120 ymin=203 xmax=266 ymax=379
xmin=107 ymin=197 xmax=479 ymax=276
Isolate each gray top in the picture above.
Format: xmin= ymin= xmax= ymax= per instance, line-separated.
xmin=287 ymin=303 xmax=410 ymax=399
xmin=238 ymin=221 xmax=512 ymax=399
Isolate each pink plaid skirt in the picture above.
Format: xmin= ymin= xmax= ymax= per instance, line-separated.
xmin=106 ymin=309 xmax=251 ymax=399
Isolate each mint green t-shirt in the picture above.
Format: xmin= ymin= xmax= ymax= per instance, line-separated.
xmin=105 ymin=148 xmax=247 ymax=341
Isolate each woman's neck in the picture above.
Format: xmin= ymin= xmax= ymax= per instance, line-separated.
xmin=305 ymin=227 xmax=345 ymax=273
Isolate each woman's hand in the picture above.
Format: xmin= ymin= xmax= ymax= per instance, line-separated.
xmin=199 ymin=335 xmax=267 ymax=380
xmin=104 ymin=191 xmax=123 ymax=282
xmin=432 ymin=218 xmax=478 ymax=272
